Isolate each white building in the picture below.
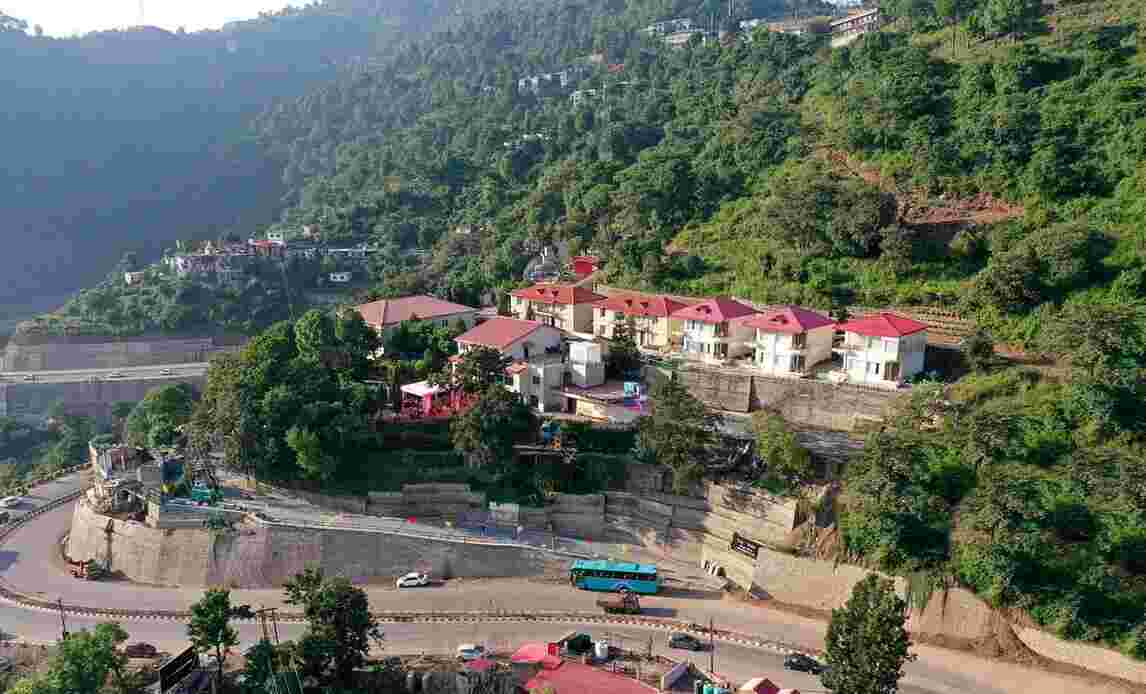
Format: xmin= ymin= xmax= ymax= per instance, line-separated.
xmin=123 ymin=271 xmax=145 ymax=286
xmin=266 ymin=230 xmax=287 ymax=245
xmin=454 ymin=317 xmax=566 ymax=411
xmin=742 ymin=305 xmax=835 ymax=377
xmin=669 ymin=297 xmax=759 ymax=363
xmin=834 ymin=313 xmax=928 ymax=387
xmin=329 ymin=271 xmax=352 ymax=283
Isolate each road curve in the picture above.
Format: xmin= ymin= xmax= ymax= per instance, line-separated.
xmin=0 ymin=475 xmax=1132 ymax=694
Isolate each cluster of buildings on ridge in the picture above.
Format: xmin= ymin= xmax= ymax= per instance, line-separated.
xmin=355 ymin=283 xmax=929 ymax=422
xmin=127 ymin=230 xmax=377 ymax=287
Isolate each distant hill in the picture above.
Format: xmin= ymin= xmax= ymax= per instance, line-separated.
xmin=0 ymin=0 xmax=503 ymax=329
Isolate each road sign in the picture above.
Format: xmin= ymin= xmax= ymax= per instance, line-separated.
xmin=159 ymin=646 xmax=199 ymax=693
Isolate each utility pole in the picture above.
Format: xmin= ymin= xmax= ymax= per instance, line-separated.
xmin=57 ymin=598 xmax=68 ymax=641
xmin=708 ymin=617 xmax=714 ymax=675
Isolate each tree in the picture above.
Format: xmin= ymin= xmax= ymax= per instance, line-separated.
xmin=7 ymin=674 xmax=57 ymax=694
xmin=1041 ymin=303 xmax=1146 ymax=381
xmin=606 ymin=321 xmax=642 ymax=378
xmin=124 ymin=384 xmax=195 ymax=448
xmin=961 ymin=328 xmax=996 ymax=372
xmin=188 ymin=588 xmax=252 ymax=685
xmin=450 ymin=385 xmax=537 ymax=468
xmin=50 ymin=622 xmax=132 ymax=694
xmin=751 ymin=411 xmax=814 ymax=493
xmin=283 ymin=568 xmax=383 ymax=688
xmin=453 ymin=346 xmax=513 ymax=394
xmin=636 ymin=377 xmax=723 ymax=493
xmin=294 ymin=309 xmax=337 ymax=365
xmin=823 ymin=575 xmax=917 ymax=694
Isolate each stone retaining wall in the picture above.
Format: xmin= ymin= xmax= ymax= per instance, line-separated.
xmin=66 ymin=501 xmax=570 ymax=588
xmin=2 ymin=333 xmax=243 ymax=372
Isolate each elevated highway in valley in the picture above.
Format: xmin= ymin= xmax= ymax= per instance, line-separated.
xmin=0 ymin=363 xmax=209 ymax=385
xmin=0 ymin=364 xmax=209 ymax=422
xmin=0 ymin=473 xmax=1132 ymax=694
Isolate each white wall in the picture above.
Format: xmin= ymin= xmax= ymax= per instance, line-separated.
xmin=753 ymin=325 xmax=834 ymax=375
xmin=681 ymin=320 xmax=755 ymax=361
xmin=840 ymin=330 xmax=927 ymax=385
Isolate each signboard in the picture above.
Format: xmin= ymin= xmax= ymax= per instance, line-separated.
xmin=730 ymin=532 xmax=761 ymax=560
xmin=159 ymin=646 xmax=199 ymax=693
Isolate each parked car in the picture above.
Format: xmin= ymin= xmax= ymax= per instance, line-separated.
xmin=783 ymin=652 xmax=824 ymax=674
xmin=108 ymin=372 xmax=123 ymax=379
xmin=124 ymin=643 xmax=158 ymax=658
xmin=396 ymin=572 xmax=430 ymax=588
xmin=160 ymin=368 xmax=173 ymax=375
xmin=21 ymin=374 xmax=33 ymax=382
xmin=456 ymin=644 xmax=486 ymax=661
xmin=667 ymin=633 xmax=705 ymax=651
xmin=0 ymin=497 xmax=21 ymax=509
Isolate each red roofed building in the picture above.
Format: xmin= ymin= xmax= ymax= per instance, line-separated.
xmin=834 ymin=312 xmax=928 ymax=387
xmin=356 ymin=295 xmax=479 ymax=350
xmin=511 ymin=284 xmax=606 ymax=334
xmin=670 ymin=297 xmax=759 ymax=363
xmin=592 ymin=293 xmax=686 ymax=349
xmin=454 ymin=318 xmax=567 ymax=412
xmin=742 ymin=305 xmax=835 ymax=377
xmin=523 ymin=660 xmax=657 ymax=694
xmin=571 ymin=256 xmax=601 ymax=278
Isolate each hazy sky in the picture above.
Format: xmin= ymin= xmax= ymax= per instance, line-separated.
xmin=3 ymin=0 xmax=309 ymax=37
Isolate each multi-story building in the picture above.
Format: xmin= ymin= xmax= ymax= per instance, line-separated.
xmin=454 ymin=317 xmax=567 ymax=411
xmin=670 ymin=297 xmax=759 ymax=362
xmin=357 ymin=295 xmax=479 ymax=350
xmin=834 ymin=312 xmax=928 ymax=387
xmin=592 ymin=293 xmax=686 ymax=350
xmin=510 ymin=284 xmax=605 ymax=334
xmin=742 ymin=305 xmax=835 ymax=376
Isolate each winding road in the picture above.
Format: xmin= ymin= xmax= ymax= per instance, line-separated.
xmin=0 ymin=472 xmax=1133 ymax=694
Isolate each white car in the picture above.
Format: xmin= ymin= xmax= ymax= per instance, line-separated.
xmin=108 ymin=372 xmax=123 ymax=379
xmin=160 ymin=368 xmax=173 ymax=376
xmin=0 ymin=497 xmax=21 ymax=509
xmin=396 ymin=572 xmax=430 ymax=588
xmin=456 ymin=644 xmax=486 ymax=661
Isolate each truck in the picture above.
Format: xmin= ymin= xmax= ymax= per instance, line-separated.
xmin=596 ymin=590 xmax=641 ymax=615
xmin=68 ymin=559 xmax=108 ymax=581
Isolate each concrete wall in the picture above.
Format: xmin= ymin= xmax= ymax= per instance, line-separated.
xmin=2 ymin=333 xmax=243 ymax=371
xmin=0 ymin=376 xmax=205 ymax=424
xmin=67 ymin=501 xmax=570 ymax=588
xmin=750 ymin=374 xmax=900 ymax=430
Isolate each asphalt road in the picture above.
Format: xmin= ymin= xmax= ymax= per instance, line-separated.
xmin=0 ymin=363 xmax=209 ymax=385
xmin=0 ymin=473 xmax=1132 ymax=694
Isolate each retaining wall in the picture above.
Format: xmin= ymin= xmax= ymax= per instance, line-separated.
xmin=66 ymin=501 xmax=570 ymax=588
xmin=1 ymin=333 xmax=244 ymax=372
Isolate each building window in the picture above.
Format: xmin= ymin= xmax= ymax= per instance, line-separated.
xmin=714 ymin=322 xmax=727 ymax=338
xmin=532 ymin=375 xmax=541 ymax=386
xmin=882 ymin=338 xmax=896 ymax=352
xmin=614 ymin=312 xmax=624 ymax=321
xmin=868 ymin=361 xmax=880 ymax=375
xmin=792 ymin=332 xmax=807 ymax=350
xmin=599 ymin=308 xmax=606 ymax=317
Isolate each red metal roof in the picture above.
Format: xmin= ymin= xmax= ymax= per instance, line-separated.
xmin=669 ymin=297 xmax=758 ymax=323
xmin=837 ymin=312 xmax=927 ymax=337
xmin=356 ymin=295 xmax=476 ymax=327
xmin=511 ymin=284 xmax=606 ymax=306
xmin=594 ymin=293 xmax=686 ymax=318
xmin=525 ymin=661 xmax=655 ymax=694
xmin=742 ymin=305 xmax=834 ymax=334
xmin=572 ymin=255 xmax=600 ymax=264
xmin=456 ymin=317 xmax=544 ymax=350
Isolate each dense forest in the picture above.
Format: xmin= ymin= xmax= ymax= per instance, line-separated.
xmin=12 ymin=0 xmax=1146 ymax=661
xmin=0 ymin=0 xmax=512 ymax=330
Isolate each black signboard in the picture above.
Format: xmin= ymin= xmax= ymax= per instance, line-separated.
xmin=730 ymin=532 xmax=761 ymax=560
xmin=159 ymin=646 xmax=199 ymax=693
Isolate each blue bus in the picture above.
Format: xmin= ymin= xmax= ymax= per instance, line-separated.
xmin=570 ymin=559 xmax=660 ymax=594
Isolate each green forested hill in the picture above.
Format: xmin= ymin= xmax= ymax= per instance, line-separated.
xmin=245 ymin=0 xmax=1146 ymax=656
xmin=0 ymin=0 xmax=511 ymax=328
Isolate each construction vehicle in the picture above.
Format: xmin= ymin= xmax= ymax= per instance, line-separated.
xmin=190 ymin=483 xmax=222 ymax=506
xmin=596 ymin=589 xmax=641 ymax=615
xmin=69 ymin=559 xmax=108 ymax=581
